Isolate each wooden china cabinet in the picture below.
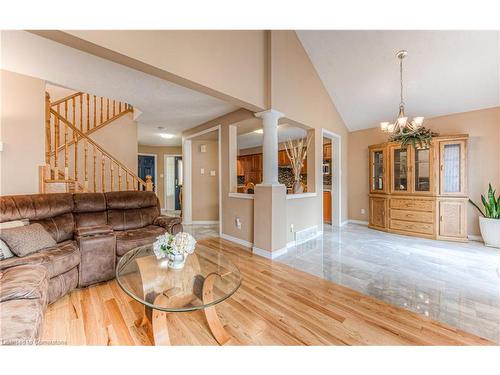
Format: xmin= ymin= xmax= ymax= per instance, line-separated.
xmin=368 ymin=134 xmax=468 ymax=242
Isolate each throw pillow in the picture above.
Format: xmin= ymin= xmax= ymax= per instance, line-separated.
xmin=0 ymin=220 xmax=27 ymax=260
xmin=0 ymin=223 xmax=56 ymax=257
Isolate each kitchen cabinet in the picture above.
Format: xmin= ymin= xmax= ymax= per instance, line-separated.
xmin=323 ymin=143 xmax=332 ymax=160
xmin=368 ymin=135 xmax=468 ymax=242
xmin=323 ymin=191 xmax=332 ymax=223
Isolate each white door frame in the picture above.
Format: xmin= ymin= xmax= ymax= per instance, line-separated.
xmin=164 ymin=154 xmax=183 ymax=211
xmin=321 ymin=129 xmax=342 ymax=227
xmin=137 ymin=153 xmax=158 ymax=193
xmin=182 ymin=125 xmax=222 ymax=236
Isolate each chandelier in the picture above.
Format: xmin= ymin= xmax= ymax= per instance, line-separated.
xmin=380 ymin=50 xmax=424 ymax=133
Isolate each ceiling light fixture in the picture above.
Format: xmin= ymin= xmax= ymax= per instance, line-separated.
xmin=159 ymin=133 xmax=174 ymax=139
xmin=380 ymin=50 xmax=424 ymax=133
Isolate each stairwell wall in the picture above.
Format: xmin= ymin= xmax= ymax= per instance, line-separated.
xmin=0 ymin=69 xmax=46 ymax=195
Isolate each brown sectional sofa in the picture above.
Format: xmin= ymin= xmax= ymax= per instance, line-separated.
xmin=0 ymin=191 xmax=182 ymax=344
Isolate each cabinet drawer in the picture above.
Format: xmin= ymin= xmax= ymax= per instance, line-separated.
xmin=390 ymin=209 xmax=434 ymax=223
xmin=390 ymin=219 xmax=434 ymax=235
xmin=390 ymin=198 xmax=433 ymax=212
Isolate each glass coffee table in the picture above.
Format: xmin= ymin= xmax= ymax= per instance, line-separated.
xmin=116 ymin=243 xmax=241 ymax=345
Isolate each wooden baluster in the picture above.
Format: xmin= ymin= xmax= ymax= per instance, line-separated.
xmin=118 ymin=167 xmax=122 ymax=191
xmin=64 ymin=100 xmax=68 ymax=119
xmin=54 ymin=107 xmax=60 ymax=176
xmin=110 ymin=162 xmax=114 ymax=191
xmin=79 ymin=94 xmax=83 ymax=131
xmin=93 ymin=95 xmax=96 ymax=129
xmin=119 ymin=102 xmax=122 ymax=113
xmin=113 ymin=100 xmax=116 ymax=117
xmin=106 ymin=98 xmax=110 ymax=120
xmin=72 ymin=97 xmax=78 ymax=180
xmin=126 ymin=173 xmax=130 ymax=190
xmin=84 ymin=140 xmax=89 ymax=191
xmin=45 ymin=93 xmax=51 ymax=165
xmin=86 ymin=93 xmax=90 ymax=132
xmin=93 ymin=146 xmax=97 ymax=192
xmin=101 ymin=155 xmax=106 ymax=192
xmin=100 ymin=97 xmax=103 ymax=125
xmin=64 ymin=123 xmax=69 ymax=179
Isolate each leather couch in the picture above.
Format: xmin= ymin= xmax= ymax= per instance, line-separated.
xmin=0 ymin=191 xmax=182 ymax=344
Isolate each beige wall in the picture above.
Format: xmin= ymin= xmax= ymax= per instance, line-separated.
xmin=184 ymin=109 xmax=255 ymax=243
xmin=35 ymin=30 xmax=268 ymax=111
xmin=270 ymin=31 xmax=350 ymax=228
xmin=138 ymin=145 xmax=182 ymax=208
xmin=191 ymin=140 xmax=219 ymax=221
xmin=0 ymin=70 xmax=45 ymax=195
xmin=348 ymin=107 xmax=500 ymax=236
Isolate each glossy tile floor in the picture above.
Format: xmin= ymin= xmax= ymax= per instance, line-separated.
xmin=183 ymin=223 xmax=220 ymax=240
xmin=276 ymin=224 xmax=500 ymax=343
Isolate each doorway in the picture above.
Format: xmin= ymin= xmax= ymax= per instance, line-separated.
xmin=321 ymin=129 xmax=341 ymax=227
xmin=138 ymin=153 xmax=157 ymax=192
xmin=164 ymin=155 xmax=183 ymax=212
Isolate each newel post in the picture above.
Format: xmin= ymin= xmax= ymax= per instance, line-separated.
xmin=45 ymin=92 xmax=51 ymax=165
xmin=145 ymin=175 xmax=153 ymax=191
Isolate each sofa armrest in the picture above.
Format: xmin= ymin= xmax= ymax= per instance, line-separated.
xmin=153 ymin=216 xmax=183 ymax=234
xmin=75 ymin=225 xmax=113 ymax=238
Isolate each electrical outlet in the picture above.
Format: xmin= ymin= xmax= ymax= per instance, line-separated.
xmin=200 ymin=168 xmax=205 ymax=175
xmin=210 ymin=170 xmax=216 ymax=176
xmin=361 ymin=209 xmax=366 ymax=215
xmin=235 ymin=218 xmax=242 ymax=229
xmin=290 ymin=224 xmax=294 ymax=232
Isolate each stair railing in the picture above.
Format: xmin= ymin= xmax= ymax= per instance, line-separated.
xmin=46 ymin=107 xmax=149 ymax=192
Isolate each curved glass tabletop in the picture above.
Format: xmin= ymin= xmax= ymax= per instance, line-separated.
xmin=116 ymin=242 xmax=241 ymax=312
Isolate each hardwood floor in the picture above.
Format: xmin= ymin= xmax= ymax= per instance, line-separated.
xmin=41 ymin=238 xmax=494 ymax=345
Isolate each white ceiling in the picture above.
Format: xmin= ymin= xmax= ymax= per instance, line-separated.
xmin=297 ymin=30 xmax=500 ymax=131
xmin=237 ymin=124 xmax=307 ymax=150
xmin=1 ymin=31 xmax=238 ymax=146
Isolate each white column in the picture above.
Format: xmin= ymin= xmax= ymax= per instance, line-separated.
xmin=255 ymin=109 xmax=285 ymax=185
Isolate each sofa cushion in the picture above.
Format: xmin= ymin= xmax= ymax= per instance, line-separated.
xmin=107 ymin=207 xmax=160 ymax=231
xmin=0 ymin=264 xmax=48 ymax=303
xmin=0 ymin=298 xmax=46 ymax=345
xmin=73 ymin=193 xmax=107 ymax=228
xmin=0 ymin=193 xmax=73 ymax=222
xmin=115 ymin=225 xmax=167 ymax=256
xmin=0 ymin=241 xmax=80 ymax=278
xmin=0 ymin=223 xmax=57 ymax=257
xmin=105 ymin=191 xmax=158 ymax=210
xmin=48 ymin=267 xmax=78 ymax=304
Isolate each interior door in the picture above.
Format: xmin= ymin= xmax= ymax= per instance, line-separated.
xmin=138 ymin=155 xmax=155 ymax=190
xmin=174 ymin=156 xmax=182 ymax=210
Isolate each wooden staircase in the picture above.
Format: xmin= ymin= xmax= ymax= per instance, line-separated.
xmin=40 ymin=91 xmax=153 ymax=193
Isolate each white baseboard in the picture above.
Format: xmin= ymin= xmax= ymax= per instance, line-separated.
xmin=340 ymin=220 xmax=349 ymax=227
xmin=348 ymin=219 xmax=369 ymax=226
xmin=287 ymin=230 xmax=323 ymax=248
xmin=220 ymin=233 xmax=253 ymax=248
xmin=252 ymin=246 xmax=287 ymax=259
xmin=468 ymin=234 xmax=483 ymax=242
xmin=190 ymin=220 xmax=219 ymax=225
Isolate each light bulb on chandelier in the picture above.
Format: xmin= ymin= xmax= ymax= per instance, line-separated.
xmin=380 ymin=50 xmax=425 ymax=133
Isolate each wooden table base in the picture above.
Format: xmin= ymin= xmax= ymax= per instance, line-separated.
xmin=136 ymin=273 xmax=230 ymax=346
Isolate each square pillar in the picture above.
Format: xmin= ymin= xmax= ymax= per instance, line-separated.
xmin=252 ymin=184 xmax=287 ymax=259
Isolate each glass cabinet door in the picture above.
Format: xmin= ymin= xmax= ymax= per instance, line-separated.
xmin=370 ymin=149 xmax=385 ymax=192
xmin=440 ymin=141 xmax=466 ymax=195
xmin=414 ymin=147 xmax=431 ymax=193
xmin=391 ymin=147 xmax=409 ymax=192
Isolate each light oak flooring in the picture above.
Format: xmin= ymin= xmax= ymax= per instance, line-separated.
xmin=41 ymin=237 xmax=494 ymax=345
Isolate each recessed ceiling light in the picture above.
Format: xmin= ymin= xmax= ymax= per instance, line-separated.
xmin=159 ymin=133 xmax=174 ymax=139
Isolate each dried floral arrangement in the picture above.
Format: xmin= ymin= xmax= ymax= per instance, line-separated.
xmin=389 ymin=126 xmax=438 ymax=149
xmin=284 ymin=135 xmax=312 ymax=192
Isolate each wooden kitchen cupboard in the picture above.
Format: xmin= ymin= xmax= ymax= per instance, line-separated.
xmin=368 ymin=135 xmax=468 ymax=242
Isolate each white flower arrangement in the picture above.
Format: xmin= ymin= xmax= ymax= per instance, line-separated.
xmin=153 ymin=232 xmax=197 ymax=261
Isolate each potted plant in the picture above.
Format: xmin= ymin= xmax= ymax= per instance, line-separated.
xmin=469 ymin=183 xmax=500 ymax=248
xmin=284 ymin=135 xmax=312 ymax=194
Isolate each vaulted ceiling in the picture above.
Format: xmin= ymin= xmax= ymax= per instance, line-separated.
xmin=297 ymin=31 xmax=500 ymax=131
